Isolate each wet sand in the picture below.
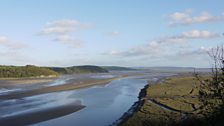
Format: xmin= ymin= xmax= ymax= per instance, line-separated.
xmin=0 ymin=77 xmax=57 ymax=88
xmin=0 ymin=102 xmax=85 ymax=126
xmin=0 ymin=72 xmax=144 ymax=125
xmin=0 ymin=71 xmax=143 ymax=100
xmin=0 ymin=76 xmax=126 ymax=99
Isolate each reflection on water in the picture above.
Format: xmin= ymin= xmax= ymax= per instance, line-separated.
xmin=0 ymin=72 xmax=174 ymax=126
xmin=34 ymin=78 xmax=148 ymax=126
xmin=45 ymin=76 xmax=72 ymax=87
xmin=0 ymin=88 xmax=23 ymax=95
xmin=0 ymin=90 xmax=80 ymax=118
xmin=90 ymin=75 xmax=117 ymax=79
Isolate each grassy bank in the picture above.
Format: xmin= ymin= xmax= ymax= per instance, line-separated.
xmin=121 ymin=76 xmax=223 ymax=126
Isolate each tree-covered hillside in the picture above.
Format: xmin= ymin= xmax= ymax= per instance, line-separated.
xmin=49 ymin=65 xmax=108 ymax=74
xmin=101 ymin=66 xmax=135 ymax=71
xmin=0 ymin=65 xmax=108 ymax=78
xmin=0 ymin=65 xmax=58 ymax=78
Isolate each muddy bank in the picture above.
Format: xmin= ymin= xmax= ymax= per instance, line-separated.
xmin=0 ymin=77 xmax=125 ymax=100
xmin=111 ymin=84 xmax=149 ymax=126
xmin=0 ymin=102 xmax=85 ymax=126
xmin=113 ymin=75 xmax=173 ymax=126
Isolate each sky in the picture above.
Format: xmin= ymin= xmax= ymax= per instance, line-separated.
xmin=0 ymin=0 xmax=223 ymax=67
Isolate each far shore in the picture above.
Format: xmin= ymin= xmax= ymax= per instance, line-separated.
xmin=0 ymin=73 xmax=138 ymax=99
xmin=0 ymin=77 xmax=58 ymax=87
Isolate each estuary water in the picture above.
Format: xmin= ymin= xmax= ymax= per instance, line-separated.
xmin=0 ymin=72 xmax=174 ymax=126
xmin=33 ymin=77 xmax=147 ymax=126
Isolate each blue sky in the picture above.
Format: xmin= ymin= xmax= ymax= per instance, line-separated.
xmin=0 ymin=0 xmax=223 ymax=67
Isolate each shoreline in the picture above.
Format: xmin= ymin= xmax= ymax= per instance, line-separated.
xmin=111 ymin=85 xmax=148 ymax=126
xmin=0 ymin=72 xmax=148 ymax=125
xmin=112 ymin=76 xmax=169 ymax=126
xmin=117 ymin=73 xmax=213 ymax=126
xmin=0 ymin=77 xmax=121 ymax=99
xmin=0 ymin=74 xmax=137 ymax=100
xmin=0 ymin=77 xmax=58 ymax=87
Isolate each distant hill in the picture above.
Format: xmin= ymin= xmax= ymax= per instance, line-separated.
xmin=48 ymin=65 xmax=108 ymax=74
xmin=135 ymin=67 xmax=211 ymax=73
xmin=0 ymin=65 xmax=58 ymax=78
xmin=102 ymin=66 xmax=136 ymax=71
xmin=0 ymin=65 xmax=108 ymax=78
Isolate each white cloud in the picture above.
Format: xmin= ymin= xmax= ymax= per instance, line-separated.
xmin=105 ymin=31 xmax=120 ymax=36
xmin=148 ymin=41 xmax=159 ymax=48
xmin=54 ymin=35 xmax=83 ymax=48
xmin=0 ymin=36 xmax=9 ymax=43
xmin=104 ymin=42 xmax=162 ymax=57
xmin=41 ymin=27 xmax=74 ymax=35
xmin=0 ymin=36 xmax=26 ymax=49
xmin=40 ymin=19 xmax=79 ymax=35
xmin=153 ymin=30 xmax=219 ymax=46
xmin=177 ymin=46 xmax=212 ymax=56
xmin=169 ymin=9 xmax=223 ymax=26
xmin=182 ymin=30 xmax=220 ymax=39
xmin=47 ymin=19 xmax=79 ymax=27
xmin=170 ymin=9 xmax=192 ymax=21
xmin=104 ymin=30 xmax=220 ymax=58
xmin=39 ymin=19 xmax=94 ymax=35
xmin=39 ymin=19 xmax=94 ymax=48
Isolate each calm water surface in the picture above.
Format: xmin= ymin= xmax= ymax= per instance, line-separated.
xmin=33 ymin=77 xmax=147 ymax=126
xmin=0 ymin=72 xmax=174 ymax=126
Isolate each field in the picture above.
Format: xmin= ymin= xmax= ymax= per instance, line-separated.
xmin=121 ymin=75 xmax=223 ymax=126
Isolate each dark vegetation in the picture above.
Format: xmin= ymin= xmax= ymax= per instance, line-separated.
xmin=48 ymin=65 xmax=108 ymax=74
xmin=194 ymin=45 xmax=224 ymax=126
xmin=101 ymin=66 xmax=135 ymax=71
xmin=0 ymin=65 xmax=108 ymax=78
xmin=0 ymin=65 xmax=58 ymax=78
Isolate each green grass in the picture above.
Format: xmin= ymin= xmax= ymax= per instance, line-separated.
xmin=146 ymin=77 xmax=202 ymax=112
xmin=121 ymin=76 xmax=223 ymax=126
xmin=122 ymin=100 xmax=181 ymax=126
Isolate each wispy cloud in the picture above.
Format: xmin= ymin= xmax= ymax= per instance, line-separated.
xmin=155 ymin=30 xmax=220 ymax=45
xmin=104 ymin=43 xmax=162 ymax=57
xmin=53 ymin=35 xmax=83 ymax=48
xmin=168 ymin=9 xmax=224 ymax=27
xmin=105 ymin=31 xmax=120 ymax=36
xmin=177 ymin=46 xmax=212 ymax=56
xmin=0 ymin=36 xmax=9 ymax=43
xmin=39 ymin=19 xmax=94 ymax=35
xmin=39 ymin=19 xmax=94 ymax=48
xmin=182 ymin=30 xmax=220 ymax=39
xmin=0 ymin=36 xmax=26 ymax=49
xmin=104 ymin=30 xmax=221 ymax=58
xmin=0 ymin=36 xmax=34 ymax=65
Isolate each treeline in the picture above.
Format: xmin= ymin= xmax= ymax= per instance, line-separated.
xmin=0 ymin=65 xmax=58 ymax=78
xmin=0 ymin=65 xmax=108 ymax=78
xmin=101 ymin=66 xmax=135 ymax=71
xmin=48 ymin=65 xmax=108 ymax=74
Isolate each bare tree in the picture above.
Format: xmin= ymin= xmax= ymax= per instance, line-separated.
xmin=195 ymin=44 xmax=224 ymax=105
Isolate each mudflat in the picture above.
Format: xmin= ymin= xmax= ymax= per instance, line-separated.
xmin=0 ymin=101 xmax=85 ymax=126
